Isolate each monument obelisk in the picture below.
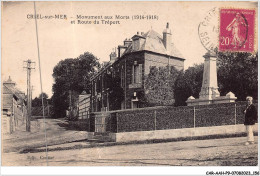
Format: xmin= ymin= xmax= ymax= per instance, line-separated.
xmin=186 ymin=50 xmax=237 ymax=106
xmin=198 ymin=51 xmax=220 ymax=103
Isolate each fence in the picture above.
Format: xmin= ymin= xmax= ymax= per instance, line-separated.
xmin=78 ymin=94 xmax=90 ymax=119
xmin=90 ymin=112 xmax=117 ymax=132
xmin=90 ymin=101 xmax=256 ymax=133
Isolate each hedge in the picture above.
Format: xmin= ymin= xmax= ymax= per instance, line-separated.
xmin=90 ymin=101 xmax=257 ymax=133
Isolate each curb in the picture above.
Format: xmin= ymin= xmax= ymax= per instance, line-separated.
xmin=19 ymin=132 xmax=257 ymax=154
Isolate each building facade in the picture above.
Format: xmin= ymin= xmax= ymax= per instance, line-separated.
xmin=2 ymin=76 xmax=27 ymax=133
xmin=90 ymin=23 xmax=185 ymax=112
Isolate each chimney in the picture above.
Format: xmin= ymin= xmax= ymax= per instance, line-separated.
xmin=109 ymin=50 xmax=117 ymax=62
xmin=132 ymin=32 xmax=145 ymax=51
xmin=124 ymin=38 xmax=132 ymax=47
xmin=118 ymin=45 xmax=127 ymax=58
xmin=163 ymin=22 xmax=172 ymax=52
xmin=4 ymin=76 xmax=16 ymax=87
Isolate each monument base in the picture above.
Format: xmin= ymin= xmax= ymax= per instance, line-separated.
xmin=186 ymin=92 xmax=237 ymax=106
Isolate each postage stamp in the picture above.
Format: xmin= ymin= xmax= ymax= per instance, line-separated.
xmin=219 ymin=9 xmax=255 ymax=52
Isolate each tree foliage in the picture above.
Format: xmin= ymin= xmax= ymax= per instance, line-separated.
xmin=175 ymin=64 xmax=204 ymax=106
xmin=107 ymin=74 xmax=124 ymax=110
xmin=144 ymin=66 xmax=180 ymax=106
xmin=32 ymin=92 xmax=50 ymax=107
xmin=52 ymin=52 xmax=100 ymax=118
xmin=217 ymin=51 xmax=258 ymax=101
xmin=39 ymin=92 xmax=48 ymax=99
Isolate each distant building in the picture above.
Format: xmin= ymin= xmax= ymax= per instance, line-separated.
xmin=90 ymin=23 xmax=185 ymax=112
xmin=2 ymin=76 xmax=27 ymax=133
xmin=78 ymin=91 xmax=91 ymax=119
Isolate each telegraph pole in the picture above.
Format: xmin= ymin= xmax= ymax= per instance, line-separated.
xmin=47 ymin=100 xmax=50 ymax=117
xmin=31 ymin=85 xmax=34 ymax=106
xmin=24 ymin=59 xmax=35 ymax=132
xmin=31 ymin=85 xmax=34 ymax=118
xmin=69 ymin=90 xmax=72 ymax=119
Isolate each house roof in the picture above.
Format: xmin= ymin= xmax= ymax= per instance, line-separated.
xmin=124 ymin=29 xmax=183 ymax=59
xmin=91 ymin=27 xmax=184 ymax=80
xmin=3 ymin=77 xmax=26 ymax=104
xmin=4 ymin=76 xmax=16 ymax=85
xmin=3 ymin=84 xmax=24 ymax=99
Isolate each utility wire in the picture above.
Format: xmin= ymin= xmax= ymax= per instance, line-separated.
xmin=34 ymin=1 xmax=49 ymax=166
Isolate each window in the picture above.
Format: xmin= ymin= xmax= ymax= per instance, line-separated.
xmin=3 ymin=109 xmax=8 ymax=115
xmin=94 ymin=81 xmax=97 ymax=95
xmin=132 ymin=63 xmax=142 ymax=84
xmin=97 ymin=76 xmax=101 ymax=93
xmin=121 ymin=66 xmax=124 ymax=87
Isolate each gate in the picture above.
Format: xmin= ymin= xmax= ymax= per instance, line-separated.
xmin=95 ymin=113 xmax=107 ymax=132
xmin=92 ymin=112 xmax=117 ymax=133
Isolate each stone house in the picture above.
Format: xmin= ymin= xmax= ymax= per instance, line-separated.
xmin=90 ymin=23 xmax=185 ymax=112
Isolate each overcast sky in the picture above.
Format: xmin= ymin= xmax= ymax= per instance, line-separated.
xmin=2 ymin=1 xmax=257 ymax=97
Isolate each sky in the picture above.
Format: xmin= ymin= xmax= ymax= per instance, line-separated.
xmin=2 ymin=1 xmax=258 ymax=98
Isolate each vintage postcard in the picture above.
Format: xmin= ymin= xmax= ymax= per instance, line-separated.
xmin=1 ymin=1 xmax=259 ymax=175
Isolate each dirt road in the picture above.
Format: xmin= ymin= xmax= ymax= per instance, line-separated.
xmin=2 ymin=118 xmax=88 ymax=153
xmin=2 ymin=118 xmax=258 ymax=166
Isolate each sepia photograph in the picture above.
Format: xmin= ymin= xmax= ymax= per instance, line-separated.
xmin=1 ymin=1 xmax=259 ymax=175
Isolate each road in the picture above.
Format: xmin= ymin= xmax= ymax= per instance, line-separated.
xmin=2 ymin=118 xmax=258 ymax=166
xmin=2 ymin=118 xmax=88 ymax=153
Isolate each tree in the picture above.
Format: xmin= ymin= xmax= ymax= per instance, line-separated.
xmin=174 ymin=64 xmax=204 ymax=106
xmin=217 ymin=51 xmax=258 ymax=101
xmin=144 ymin=66 xmax=180 ymax=106
xmin=52 ymin=52 xmax=100 ymax=118
xmin=107 ymin=74 xmax=124 ymax=110
xmin=39 ymin=92 xmax=48 ymax=99
xmin=32 ymin=92 xmax=49 ymax=107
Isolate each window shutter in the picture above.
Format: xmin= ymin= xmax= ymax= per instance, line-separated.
xmin=139 ymin=64 xmax=142 ymax=83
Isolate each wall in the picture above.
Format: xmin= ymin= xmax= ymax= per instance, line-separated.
xmin=2 ymin=115 xmax=12 ymax=135
xmin=144 ymin=52 xmax=184 ymax=75
xmin=122 ymin=52 xmax=145 ymax=109
xmin=122 ymin=51 xmax=184 ymax=109
xmin=2 ymin=94 xmax=13 ymax=110
xmin=109 ymin=124 xmax=258 ymax=142
xmin=2 ymin=102 xmax=26 ymax=134
xmin=90 ymin=51 xmax=185 ymax=112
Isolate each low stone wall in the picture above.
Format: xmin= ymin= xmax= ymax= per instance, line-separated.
xmin=109 ymin=124 xmax=258 ymax=142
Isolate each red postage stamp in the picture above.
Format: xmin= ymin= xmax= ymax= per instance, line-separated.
xmin=219 ymin=9 xmax=255 ymax=52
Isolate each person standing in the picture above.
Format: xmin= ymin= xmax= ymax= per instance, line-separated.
xmin=244 ymin=96 xmax=257 ymax=145
xmin=226 ymin=12 xmax=247 ymax=48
